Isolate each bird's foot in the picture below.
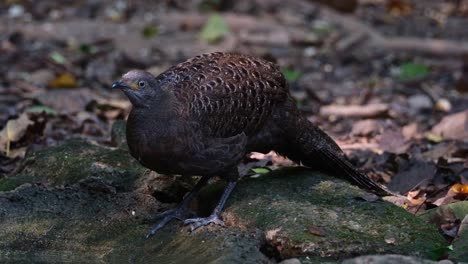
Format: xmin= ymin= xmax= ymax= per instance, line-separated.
xmin=145 ymin=208 xmax=196 ymax=239
xmin=150 ymin=208 xmax=196 ymax=221
xmin=183 ymin=214 xmax=225 ymax=231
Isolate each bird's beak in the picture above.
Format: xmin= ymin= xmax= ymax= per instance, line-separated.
xmin=112 ymin=80 xmax=127 ymax=89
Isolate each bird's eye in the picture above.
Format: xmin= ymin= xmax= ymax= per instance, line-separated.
xmin=138 ymin=80 xmax=146 ymax=88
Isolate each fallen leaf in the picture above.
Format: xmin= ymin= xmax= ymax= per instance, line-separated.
xmin=307 ymin=225 xmax=326 ymax=236
xmin=200 ymin=13 xmax=230 ymax=44
xmin=250 ymin=151 xmax=295 ymax=167
xmin=251 ymin=167 xmax=270 ymax=174
xmin=431 ymin=110 xmax=468 ymax=141
xmin=435 ymin=98 xmax=452 ymax=112
xmin=25 ymin=106 xmax=57 ymax=116
xmin=407 ymin=190 xmax=426 ymax=205
xmin=451 ymin=183 xmax=468 ymax=194
xmin=0 ymin=113 xmax=34 ymax=157
xmin=425 ymin=132 xmax=444 ymax=143
xmin=388 ymin=159 xmax=436 ymax=194
xmin=48 ymin=73 xmax=77 ymax=88
xmin=351 ymin=119 xmax=381 ymax=136
xmin=399 ymin=62 xmax=429 ymax=81
xmin=402 ymin=122 xmax=419 ymax=140
xmin=49 ymin=51 xmax=67 ymax=64
xmin=387 ymin=0 xmax=413 ymax=16
xmin=36 ymin=88 xmax=94 ymax=114
xmin=142 ymin=24 xmax=159 ymax=39
xmin=421 ymin=142 xmax=455 ymax=161
xmin=28 ymin=69 xmax=55 ymax=87
xmin=7 ymin=146 xmax=27 ymax=159
xmin=282 ymin=68 xmax=302 ymax=82
xmin=378 ymin=130 xmax=408 ymax=154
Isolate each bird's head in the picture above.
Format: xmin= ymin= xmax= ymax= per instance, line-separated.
xmin=112 ymin=70 xmax=158 ymax=108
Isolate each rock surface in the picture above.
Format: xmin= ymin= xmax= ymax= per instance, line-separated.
xmin=0 ymin=123 xmax=448 ymax=263
xmin=342 ymin=254 xmax=454 ymax=264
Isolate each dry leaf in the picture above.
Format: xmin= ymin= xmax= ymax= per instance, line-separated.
xmin=387 ymin=0 xmax=413 ymax=16
xmin=48 ymin=72 xmax=77 ymax=88
xmin=265 ymin=228 xmax=282 ymax=240
xmin=431 ymin=110 xmax=468 ymax=141
xmin=407 ymin=190 xmax=426 ymax=205
xmin=36 ymin=88 xmax=94 ymax=114
xmin=435 ymin=98 xmax=452 ymax=112
xmin=307 ymin=225 xmax=326 ymax=236
xmin=388 ymin=160 xmax=436 ymax=194
xmin=451 ymin=183 xmax=468 ymax=194
xmin=378 ymin=130 xmax=408 ymax=154
xmin=402 ymin=123 xmax=419 ymax=140
xmin=7 ymin=146 xmax=27 ymax=159
xmin=351 ymin=119 xmax=381 ymax=136
xmin=0 ymin=113 xmax=34 ymax=157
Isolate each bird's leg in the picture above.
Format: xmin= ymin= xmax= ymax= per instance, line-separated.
xmin=145 ymin=176 xmax=210 ymax=238
xmin=184 ymin=170 xmax=238 ymax=231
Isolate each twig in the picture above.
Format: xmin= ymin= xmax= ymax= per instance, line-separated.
xmin=319 ymin=6 xmax=468 ymax=57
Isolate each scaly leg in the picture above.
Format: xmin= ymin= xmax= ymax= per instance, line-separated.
xmin=145 ymin=176 xmax=210 ymax=238
xmin=183 ymin=179 xmax=237 ymax=231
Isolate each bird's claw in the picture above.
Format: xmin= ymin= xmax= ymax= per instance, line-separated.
xmin=183 ymin=214 xmax=225 ymax=231
xmin=149 ymin=208 xmax=196 ymax=222
xmin=145 ymin=208 xmax=197 ymax=239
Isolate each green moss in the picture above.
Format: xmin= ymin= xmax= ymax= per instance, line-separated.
xmin=13 ymin=139 xmax=146 ymax=189
xmin=227 ymin=167 xmax=447 ymax=259
xmin=0 ymin=177 xmax=28 ymax=192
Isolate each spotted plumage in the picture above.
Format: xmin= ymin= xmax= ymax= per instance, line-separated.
xmin=113 ymin=52 xmax=394 ymax=237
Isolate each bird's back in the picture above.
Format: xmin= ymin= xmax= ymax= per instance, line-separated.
xmin=154 ymin=52 xmax=289 ymax=137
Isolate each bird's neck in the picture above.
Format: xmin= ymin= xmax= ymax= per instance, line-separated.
xmin=130 ymin=92 xmax=179 ymax=124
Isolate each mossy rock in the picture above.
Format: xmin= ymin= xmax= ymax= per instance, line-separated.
xmin=224 ymin=167 xmax=447 ymax=260
xmin=419 ymin=201 xmax=468 ymax=262
xmin=0 ymin=159 xmax=447 ymax=263
xmin=0 ymin=184 xmax=269 ymax=264
xmin=0 ymin=138 xmax=146 ymax=192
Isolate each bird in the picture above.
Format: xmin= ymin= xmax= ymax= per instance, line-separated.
xmin=112 ymin=52 xmax=394 ymax=238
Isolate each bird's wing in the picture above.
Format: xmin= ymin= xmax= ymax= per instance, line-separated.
xmin=176 ymin=132 xmax=248 ymax=177
xmin=158 ymin=53 xmax=289 ymax=138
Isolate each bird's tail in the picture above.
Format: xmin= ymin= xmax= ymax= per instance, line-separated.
xmin=277 ymin=104 xmax=394 ymax=196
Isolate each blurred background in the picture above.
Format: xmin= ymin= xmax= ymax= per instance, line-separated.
xmin=0 ymin=0 xmax=468 ymax=213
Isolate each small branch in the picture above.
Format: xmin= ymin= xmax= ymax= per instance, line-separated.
xmin=320 ymin=103 xmax=389 ymax=118
xmin=320 ymin=7 xmax=468 ymax=57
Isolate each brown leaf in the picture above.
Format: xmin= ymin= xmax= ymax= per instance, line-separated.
xmin=388 ymin=159 xmax=436 ymax=194
xmin=0 ymin=113 xmax=34 ymax=157
xmin=307 ymin=225 xmax=326 ymax=236
xmin=386 ymin=0 xmax=413 ymax=16
xmin=249 ymin=151 xmax=295 ymax=167
xmin=421 ymin=142 xmax=456 ymax=161
xmin=351 ymin=119 xmax=381 ymax=136
xmin=431 ymin=110 xmax=468 ymax=141
xmin=407 ymin=190 xmax=426 ymax=205
xmin=378 ymin=130 xmax=409 ymax=154
xmin=432 ymin=189 xmax=458 ymax=207
xmin=402 ymin=123 xmax=420 ymax=140
xmin=48 ymin=73 xmax=77 ymax=88
xmin=36 ymin=88 xmax=94 ymax=114
xmin=7 ymin=147 xmax=27 ymax=159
